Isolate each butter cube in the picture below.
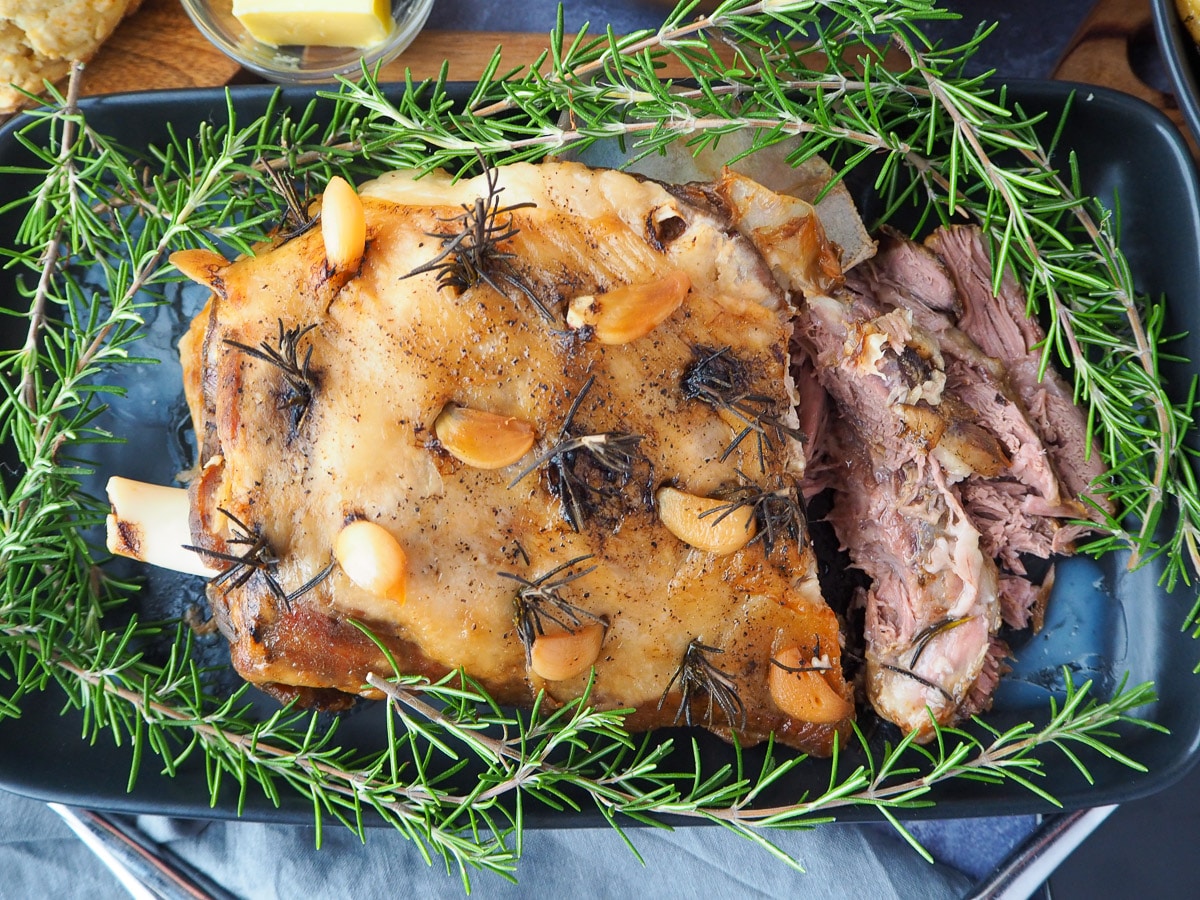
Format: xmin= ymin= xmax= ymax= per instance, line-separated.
xmin=232 ymin=0 xmax=394 ymax=49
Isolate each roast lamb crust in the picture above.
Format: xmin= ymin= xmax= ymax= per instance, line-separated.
xmin=181 ymin=161 xmax=854 ymax=755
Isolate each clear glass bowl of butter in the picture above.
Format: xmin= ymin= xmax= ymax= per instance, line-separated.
xmin=180 ymin=0 xmax=434 ymax=83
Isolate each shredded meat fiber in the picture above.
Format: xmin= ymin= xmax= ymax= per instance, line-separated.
xmin=793 ymin=226 xmax=1105 ymax=739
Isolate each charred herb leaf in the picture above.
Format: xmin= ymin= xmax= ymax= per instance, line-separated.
xmin=658 ymin=639 xmax=746 ymax=731
xmin=260 ymin=156 xmax=319 ymax=243
xmin=704 ymin=472 xmax=808 ymax=557
xmin=498 ymin=553 xmax=605 ymax=663
xmin=682 ymin=345 xmax=804 ymax=470
xmin=881 ymin=663 xmax=955 ymax=705
xmin=224 ymin=319 xmax=319 ymax=432
xmin=185 ymin=508 xmax=285 ymax=603
xmin=184 ymin=509 xmax=332 ymax=608
xmin=770 ymin=636 xmax=833 ymax=675
xmin=508 ymin=375 xmax=647 ymax=530
xmin=908 ymin=617 xmax=973 ymax=669
xmin=401 ymin=156 xmax=550 ymax=320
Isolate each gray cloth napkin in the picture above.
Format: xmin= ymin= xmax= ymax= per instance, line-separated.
xmin=0 ymin=784 xmax=1023 ymax=899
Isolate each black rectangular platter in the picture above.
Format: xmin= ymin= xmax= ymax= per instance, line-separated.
xmin=1 ymin=78 xmax=1198 ymax=824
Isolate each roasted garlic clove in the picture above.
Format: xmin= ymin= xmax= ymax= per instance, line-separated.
xmin=433 ymin=404 xmax=536 ymax=469
xmin=566 ymin=270 xmax=690 ymax=344
xmin=334 ymin=519 xmax=407 ymax=603
xmin=655 ymin=485 xmax=756 ymax=555
xmin=769 ymin=647 xmax=853 ymax=724
xmin=530 ymin=622 xmax=606 ymax=681
xmin=321 ymin=175 xmax=366 ymax=274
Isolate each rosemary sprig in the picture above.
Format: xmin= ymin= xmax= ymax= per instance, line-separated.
xmin=183 ymin=508 xmax=332 ymax=608
xmin=681 ymin=344 xmax=805 ymax=469
xmin=401 ymin=156 xmax=548 ymax=320
xmin=498 ymin=553 xmax=605 ymax=663
xmin=258 ymin=156 xmax=319 ymax=242
xmin=658 ymin=639 xmax=747 ymax=731
xmin=186 ymin=508 xmax=285 ymax=602
xmin=704 ymin=472 xmax=809 ymax=557
xmin=224 ymin=319 xmax=319 ymax=432
xmin=0 ymin=1 xmax=1188 ymax=888
xmin=509 ymin=375 xmax=646 ymax=530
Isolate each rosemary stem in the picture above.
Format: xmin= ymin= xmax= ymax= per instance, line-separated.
xmin=18 ymin=63 xmax=83 ymax=414
xmin=468 ymin=0 xmax=906 ymax=120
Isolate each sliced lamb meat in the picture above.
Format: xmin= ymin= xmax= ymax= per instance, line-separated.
xmin=822 ymin=425 xmax=1000 ymax=737
xmin=956 ymin=637 xmax=1012 ymax=721
xmin=769 ymin=220 xmax=1105 ymax=738
xmin=926 ymin=225 xmax=1110 ymax=514
xmin=852 ymin=226 xmax=1107 ymax=568
xmin=998 ymin=571 xmax=1051 ymax=631
xmin=726 ymin=196 xmax=1003 ymax=737
xmin=854 ymin=226 xmax=960 ymax=325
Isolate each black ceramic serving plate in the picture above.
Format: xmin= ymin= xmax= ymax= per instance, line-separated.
xmin=1 ymin=79 xmax=1199 ymax=825
xmin=1153 ymin=0 xmax=1200 ymax=143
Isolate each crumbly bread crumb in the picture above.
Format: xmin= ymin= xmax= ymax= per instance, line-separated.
xmin=0 ymin=0 xmax=141 ymax=114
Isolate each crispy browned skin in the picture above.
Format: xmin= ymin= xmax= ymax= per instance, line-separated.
xmin=180 ymin=162 xmax=852 ymax=754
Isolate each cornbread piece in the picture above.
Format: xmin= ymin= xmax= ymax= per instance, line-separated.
xmin=0 ymin=0 xmax=141 ymax=114
xmin=173 ymin=161 xmax=855 ymax=754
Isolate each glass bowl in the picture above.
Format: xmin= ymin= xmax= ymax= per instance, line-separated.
xmin=179 ymin=0 xmax=435 ymax=83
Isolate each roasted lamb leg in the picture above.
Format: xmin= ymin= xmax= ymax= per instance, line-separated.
xmin=113 ymin=162 xmax=859 ymax=755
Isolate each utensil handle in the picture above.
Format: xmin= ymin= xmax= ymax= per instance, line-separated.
xmin=967 ymin=805 xmax=1117 ymax=900
xmin=49 ymin=803 xmax=239 ymax=900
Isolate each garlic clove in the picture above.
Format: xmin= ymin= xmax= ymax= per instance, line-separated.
xmin=321 ymin=175 xmax=366 ymax=274
xmin=334 ymin=519 xmax=407 ymax=603
xmin=655 ymin=485 xmax=756 ymax=555
xmin=170 ymin=249 xmax=230 ymax=289
xmin=566 ymin=270 xmax=690 ymax=344
xmin=768 ymin=647 xmax=853 ymax=724
xmin=433 ymin=404 xmax=536 ymax=469
xmin=530 ymin=622 xmax=606 ymax=681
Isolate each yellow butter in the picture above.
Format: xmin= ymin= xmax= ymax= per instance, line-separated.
xmin=232 ymin=0 xmax=393 ymax=49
